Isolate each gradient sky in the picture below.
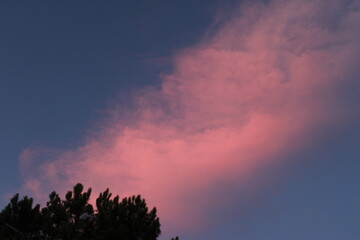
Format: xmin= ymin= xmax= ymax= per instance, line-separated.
xmin=1 ymin=0 xmax=360 ymax=239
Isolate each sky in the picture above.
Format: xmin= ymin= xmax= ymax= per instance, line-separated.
xmin=1 ymin=0 xmax=360 ymax=239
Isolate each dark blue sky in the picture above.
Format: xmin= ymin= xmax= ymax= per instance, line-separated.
xmin=1 ymin=1 xmax=360 ymax=240
xmin=0 ymin=0 xmax=230 ymax=194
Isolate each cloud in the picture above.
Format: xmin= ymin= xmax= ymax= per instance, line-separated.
xmin=19 ymin=0 xmax=360 ymax=237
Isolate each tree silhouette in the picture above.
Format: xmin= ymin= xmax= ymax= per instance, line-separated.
xmin=40 ymin=183 xmax=94 ymax=239
xmin=41 ymin=191 xmax=68 ymax=239
xmin=95 ymin=189 xmax=160 ymax=240
xmin=0 ymin=194 xmax=43 ymax=239
xmin=0 ymin=183 xmax=165 ymax=240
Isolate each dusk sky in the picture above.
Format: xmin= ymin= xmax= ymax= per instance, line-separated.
xmin=1 ymin=0 xmax=360 ymax=239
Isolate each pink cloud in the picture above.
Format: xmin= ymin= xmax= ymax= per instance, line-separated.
xmin=19 ymin=0 xmax=360 ymax=237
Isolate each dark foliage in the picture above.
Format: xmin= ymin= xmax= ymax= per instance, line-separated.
xmin=0 ymin=183 xmax=163 ymax=240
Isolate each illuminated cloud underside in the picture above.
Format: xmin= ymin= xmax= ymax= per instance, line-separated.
xmin=19 ymin=0 xmax=360 ymax=234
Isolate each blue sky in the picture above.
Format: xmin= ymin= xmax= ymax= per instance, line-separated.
xmin=1 ymin=1 xmax=360 ymax=239
xmin=0 ymin=0 xmax=223 ymax=194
